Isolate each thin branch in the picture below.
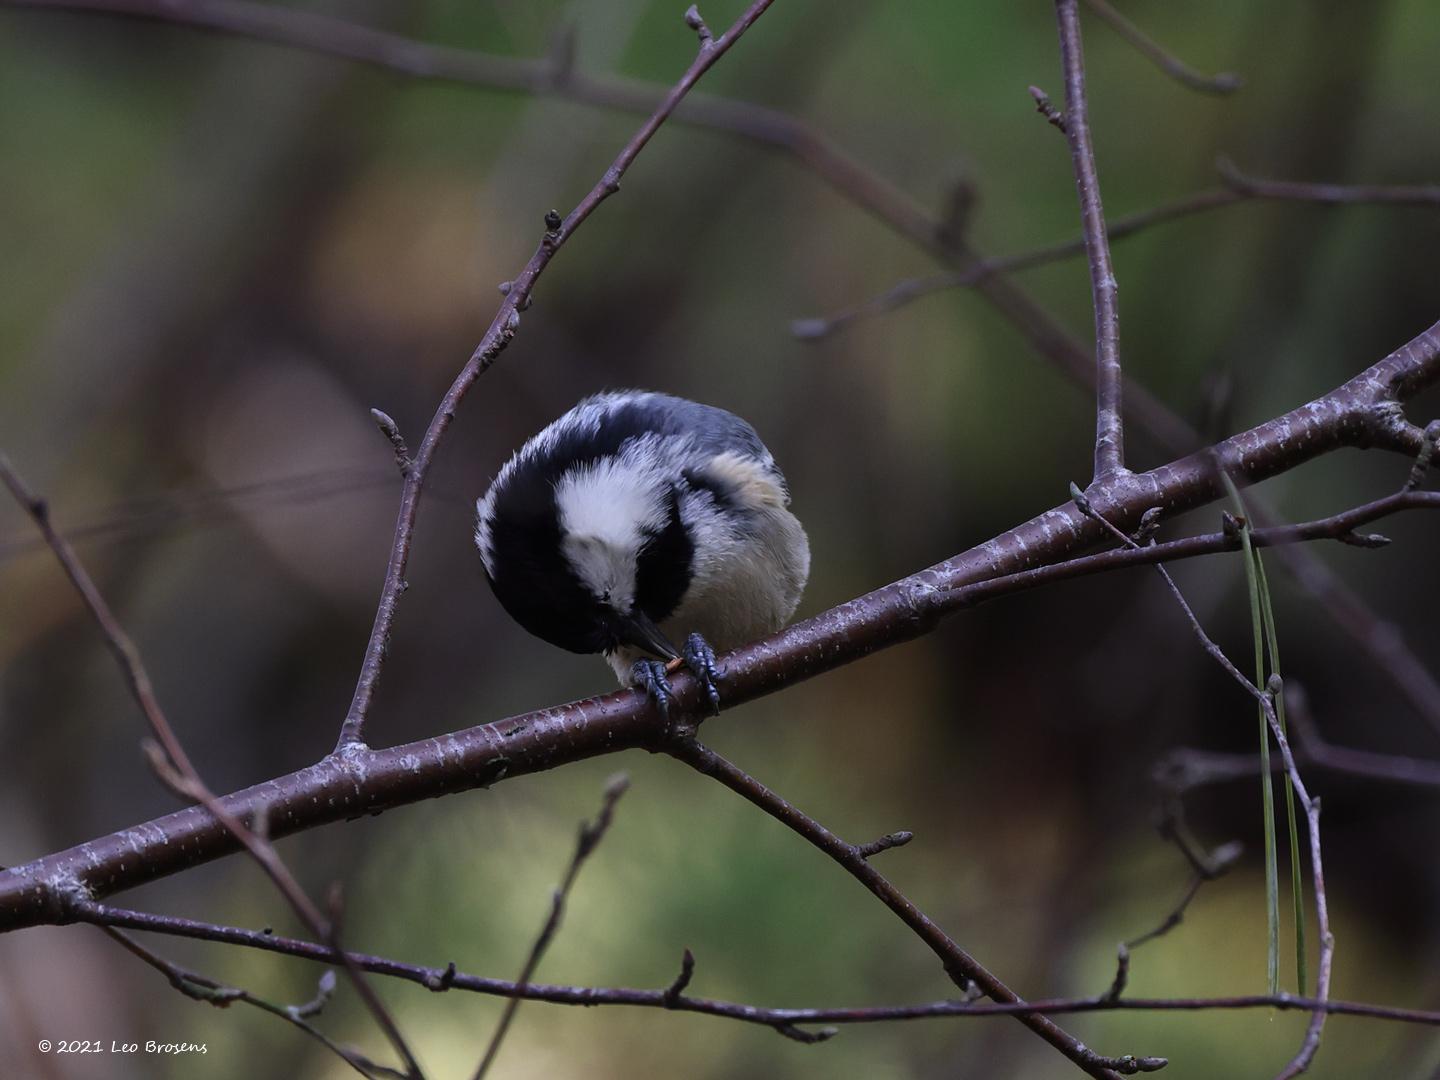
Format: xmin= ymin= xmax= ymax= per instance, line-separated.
xmin=4 ymin=449 xmax=1438 ymax=931
xmin=1256 ymin=516 xmax=1440 ymax=737
xmin=1102 ymin=826 xmax=1240 ymax=1004
xmin=939 ymin=488 xmax=1440 ymax=613
xmin=67 ymin=902 xmax=1440 ymax=1033
xmin=0 ymin=10 xmax=1428 ymax=1077
xmin=793 ymin=186 xmax=1237 ymax=340
xmin=0 ymin=454 xmax=424 ymax=1080
xmin=0 ymin=466 xmax=402 ymax=563
xmin=100 ymin=927 xmax=398 ymax=1079
xmin=1054 ymin=0 xmax=1126 ymax=479
xmin=334 ymin=0 xmax=778 ymax=751
xmin=1266 ymin=688 xmax=1332 ymax=1079
xmin=1029 ymin=85 xmax=1068 ymax=133
xmin=1218 ymin=156 xmax=1440 ymax=207
xmin=1284 ymin=682 xmax=1440 ymax=788
xmin=855 ymin=830 xmax=914 ymax=860
xmin=1072 ymin=496 xmax=1334 ymax=1078
xmin=663 ymin=948 xmax=695 ymax=1008
xmin=796 ymin=163 xmax=1440 ymax=341
xmin=1157 ymin=799 xmax=1245 ymax=883
xmin=11 ymin=0 xmax=1439 ymax=736
xmin=1128 ymin=882 xmax=1203 ymax=954
xmin=1156 ymin=691 xmax=1440 ymax=792
xmin=369 ymin=410 xmax=411 ymax=477
xmin=683 ymin=4 xmax=712 ymax=50
xmin=472 ymin=775 xmax=628 ymax=1080
xmin=1119 ymin=826 xmax=1242 ymax=960
xmin=1082 ymin=0 xmax=1242 ymax=94
xmin=0 ymin=453 xmax=201 ymax=784
xmin=664 ymin=735 xmax=1143 ymax=1080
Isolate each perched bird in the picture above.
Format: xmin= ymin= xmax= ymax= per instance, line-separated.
xmin=475 ymin=390 xmax=809 ymax=713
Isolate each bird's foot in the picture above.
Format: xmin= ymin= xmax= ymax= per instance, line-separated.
xmin=632 ymin=658 xmax=676 ymax=719
xmin=683 ymin=632 xmax=722 ymax=716
xmin=632 ymin=635 xmax=720 ymax=718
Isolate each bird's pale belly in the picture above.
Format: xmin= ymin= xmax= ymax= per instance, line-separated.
xmin=605 ymin=505 xmax=809 ymax=685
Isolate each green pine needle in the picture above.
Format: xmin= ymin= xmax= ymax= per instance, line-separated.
xmin=1255 ymin=555 xmax=1307 ymax=994
xmin=1222 ymin=473 xmax=1299 ymax=996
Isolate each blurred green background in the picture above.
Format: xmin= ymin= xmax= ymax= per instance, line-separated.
xmin=2 ymin=1 xmax=1439 ymax=1077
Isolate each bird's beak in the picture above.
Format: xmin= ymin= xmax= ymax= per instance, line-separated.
xmin=615 ymin=610 xmax=680 ymax=661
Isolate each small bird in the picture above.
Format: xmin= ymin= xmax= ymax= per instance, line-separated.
xmin=475 ymin=390 xmax=810 ymax=714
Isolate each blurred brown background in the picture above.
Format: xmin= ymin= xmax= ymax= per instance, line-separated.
xmin=1 ymin=1 xmax=1438 ymax=1077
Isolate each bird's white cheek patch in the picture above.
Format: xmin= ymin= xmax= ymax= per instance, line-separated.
xmin=562 ymin=534 xmax=637 ymax=614
xmin=555 ymin=454 xmax=667 ymax=613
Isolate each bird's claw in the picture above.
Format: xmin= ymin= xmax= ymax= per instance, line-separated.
xmin=632 ymin=635 xmax=720 ymax=718
xmin=683 ymin=632 xmax=722 ymax=716
xmin=632 ymin=658 xmax=676 ymax=719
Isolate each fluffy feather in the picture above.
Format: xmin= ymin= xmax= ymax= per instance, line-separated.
xmin=475 ymin=391 xmax=809 ymax=685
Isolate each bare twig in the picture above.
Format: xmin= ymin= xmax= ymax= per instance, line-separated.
xmin=1156 ymin=686 xmax=1440 ymax=791
xmin=2 ymin=8 xmax=1428 ymax=1077
xmin=1082 ymin=0 xmax=1242 ymax=94
xmin=683 ymin=4 xmax=712 ymax=50
xmin=1129 ymin=883 xmax=1205 ymax=954
xmin=0 ymin=466 xmax=402 ymax=564
xmin=0 ymin=454 xmax=424 ymax=1080
xmin=4 ymin=468 xmax=1437 ymax=931
xmin=1264 ymin=691 xmax=1332 ymax=1079
xmin=1125 ymin=866 xmax=1213 ymax=952
xmin=1157 ymin=798 xmax=1245 ymax=881
xmin=855 ymin=830 xmax=914 ymax=860
xmin=1116 ymin=822 xmax=1242 ymax=970
xmin=1218 ymin=156 xmax=1440 ymax=207
xmin=11 ymin=0 xmax=1439 ymax=737
xmin=0 ymin=454 xmax=201 ymax=784
xmin=335 ymin=0 xmax=778 ymax=751
xmin=1285 ymin=683 xmax=1440 ymax=788
xmin=1054 ymin=0 xmax=1125 ymax=479
xmin=664 ymin=735 xmax=1143 ymax=1080
xmin=797 ymin=162 xmax=1440 ymax=341
xmin=1109 ymin=528 xmax=1334 ymax=1077
xmin=100 ymin=927 xmax=398 ymax=1079
xmin=1029 ymin=85 xmax=1068 ymax=133
xmin=793 ymin=185 xmax=1235 ymax=340
xmin=1102 ymin=944 xmax=1131 ymax=1003
xmin=472 ymin=775 xmax=629 ymax=1080
xmin=67 ymin=902 xmax=1440 ymax=1034
xmin=937 ymin=171 xmax=979 ymax=248
xmin=941 ymin=488 xmax=1440 ymax=612
xmin=370 ymin=410 xmax=411 ymax=477
xmin=663 ymin=948 xmax=695 ymax=1008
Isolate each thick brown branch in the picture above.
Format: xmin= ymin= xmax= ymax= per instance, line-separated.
xmin=0 ymin=319 xmax=1436 ymax=932
xmin=10 ymin=0 xmax=1437 ymax=738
